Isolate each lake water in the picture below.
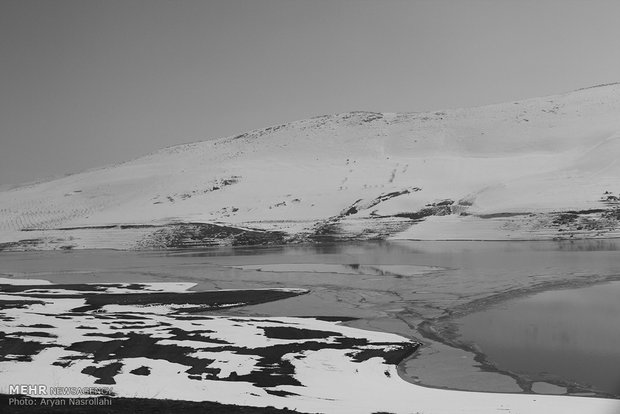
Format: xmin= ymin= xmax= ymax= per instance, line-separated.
xmin=455 ymin=281 xmax=620 ymax=396
xmin=2 ymin=240 xmax=620 ymax=397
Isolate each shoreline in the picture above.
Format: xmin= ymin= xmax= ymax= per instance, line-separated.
xmin=3 ymin=202 xmax=620 ymax=253
xmin=4 ymin=233 xmax=620 ymax=253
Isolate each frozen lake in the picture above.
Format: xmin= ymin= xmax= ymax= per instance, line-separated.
xmin=2 ymin=239 xmax=620 ymax=398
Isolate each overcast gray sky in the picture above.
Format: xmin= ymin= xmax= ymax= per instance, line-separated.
xmin=2 ymin=0 xmax=620 ymax=187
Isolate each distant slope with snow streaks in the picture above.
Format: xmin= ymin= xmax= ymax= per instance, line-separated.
xmin=2 ymin=84 xmax=620 ymax=249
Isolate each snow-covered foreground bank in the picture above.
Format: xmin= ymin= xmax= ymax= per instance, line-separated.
xmin=0 ymin=279 xmax=618 ymax=414
xmin=3 ymin=84 xmax=620 ymax=250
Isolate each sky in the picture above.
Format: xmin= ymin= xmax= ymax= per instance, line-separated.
xmin=2 ymin=0 xmax=620 ymax=187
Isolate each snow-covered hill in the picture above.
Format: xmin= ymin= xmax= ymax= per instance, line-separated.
xmin=3 ymin=83 xmax=620 ymax=250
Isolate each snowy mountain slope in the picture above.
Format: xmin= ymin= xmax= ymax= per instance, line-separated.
xmin=2 ymin=83 xmax=620 ymax=249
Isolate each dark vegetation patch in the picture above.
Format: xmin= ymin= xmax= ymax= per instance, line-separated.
xmin=68 ymin=333 xmax=220 ymax=382
xmin=434 ymin=199 xmax=454 ymax=207
xmin=264 ymin=389 xmax=299 ymax=397
xmin=303 ymin=316 xmax=358 ymax=322
xmin=394 ymin=207 xmax=443 ymax=221
xmin=307 ymin=218 xmax=413 ymax=244
xmin=341 ymin=199 xmax=363 ymax=216
xmin=0 ymin=239 xmax=43 ymax=251
xmin=156 ymin=176 xmax=242 ymax=203
xmin=113 ymin=313 xmax=151 ymax=320
xmin=91 ymin=225 xmax=160 ymax=230
xmin=51 ymin=360 xmax=73 ymax=368
xmin=348 ymin=342 xmax=420 ymax=364
xmin=308 ymin=188 xmax=425 ymax=242
xmin=8 ymin=221 xmax=286 ymax=251
xmin=548 ymin=198 xmax=620 ymax=235
xmin=69 ymin=289 xmax=305 ymax=313
xmin=600 ymin=191 xmax=620 ymax=206
xmin=1 ymin=282 xmax=416 ymax=392
xmin=172 ymin=315 xmax=214 ymax=321
xmin=166 ymin=328 xmax=230 ymax=345
xmin=262 ymin=124 xmax=287 ymax=134
xmin=24 ymin=324 xmax=55 ymax=329
xmin=185 ymin=358 xmax=222 ymax=379
xmin=309 ymin=221 xmax=344 ymax=243
xmin=225 ymin=336 xmax=420 ymax=388
xmin=553 ymin=213 xmax=579 ymax=226
xmin=0 ymin=299 xmax=45 ymax=310
xmin=7 ymin=331 xmax=57 ymax=338
xmin=577 ymin=82 xmax=620 ymax=91
xmin=21 ymin=224 xmax=159 ymax=232
xmin=0 ymin=333 xmax=53 ymax=362
xmin=370 ymin=197 xmax=466 ymax=222
xmin=261 ymin=327 xmax=340 ymax=340
xmin=63 ymin=329 xmax=418 ymax=388
xmin=478 ymin=212 xmax=532 ymax=219
xmin=84 ymin=332 xmax=126 ymax=338
xmin=0 ymin=283 xmax=147 ymax=294
xmin=82 ymin=362 xmax=124 ymax=385
xmin=225 ymin=342 xmax=317 ymax=387
xmin=359 ymin=113 xmax=384 ymax=123
xmin=138 ymin=223 xmax=287 ymax=249
xmin=220 ymin=124 xmax=287 ymax=146
xmin=0 ymin=394 xmax=309 ymax=414
xmin=99 ymin=320 xmax=146 ymax=326
xmin=563 ymin=209 xmax=606 ymax=215
xmin=341 ymin=188 xmax=422 ymax=217
xmin=229 ymin=318 xmax=286 ymax=324
xmin=130 ymin=366 xmax=151 ymax=376
xmin=394 ymin=200 xmax=453 ymax=221
xmin=337 ymin=111 xmax=384 ymax=124
xmin=603 ymin=208 xmax=620 ymax=220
